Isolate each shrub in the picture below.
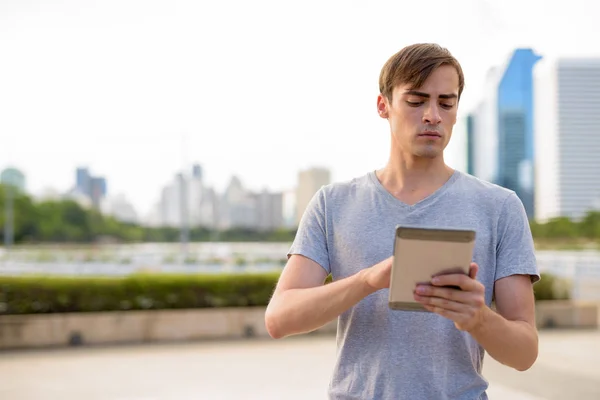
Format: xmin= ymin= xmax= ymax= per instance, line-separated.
xmin=0 ymin=271 xmax=568 ymax=316
xmin=533 ymin=273 xmax=571 ymax=301
xmin=0 ymin=272 xmax=280 ymax=315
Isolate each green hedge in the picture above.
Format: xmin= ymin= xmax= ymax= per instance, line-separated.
xmin=0 ymin=272 xmax=567 ymax=315
xmin=532 ymin=273 xmax=571 ymax=301
xmin=0 ymin=273 xmax=281 ymax=315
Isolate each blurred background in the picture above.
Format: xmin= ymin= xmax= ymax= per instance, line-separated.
xmin=1 ymin=0 xmax=599 ymax=399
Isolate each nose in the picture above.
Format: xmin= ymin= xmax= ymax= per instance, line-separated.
xmin=422 ymin=103 xmax=442 ymax=125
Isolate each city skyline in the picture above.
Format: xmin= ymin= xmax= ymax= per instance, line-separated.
xmin=0 ymin=163 xmax=335 ymax=228
xmin=2 ymin=0 xmax=598 ymax=216
xmin=0 ymin=127 xmax=470 ymax=217
xmin=8 ymin=41 xmax=600 ymax=226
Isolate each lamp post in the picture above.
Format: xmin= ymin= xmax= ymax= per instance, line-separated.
xmin=179 ymin=172 xmax=189 ymax=260
xmin=179 ymin=134 xmax=189 ymax=261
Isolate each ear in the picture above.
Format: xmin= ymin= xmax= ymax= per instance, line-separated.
xmin=376 ymin=94 xmax=389 ymax=119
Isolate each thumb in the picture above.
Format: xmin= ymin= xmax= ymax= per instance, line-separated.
xmin=469 ymin=262 xmax=478 ymax=280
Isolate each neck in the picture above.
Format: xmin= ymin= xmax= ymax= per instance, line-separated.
xmin=376 ymin=151 xmax=454 ymax=197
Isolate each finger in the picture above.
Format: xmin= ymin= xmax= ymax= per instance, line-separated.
xmin=431 ymin=273 xmax=480 ymax=292
xmin=414 ymin=285 xmax=471 ymax=303
xmin=414 ymin=293 xmax=474 ymax=312
xmin=413 ymin=294 xmax=463 ymax=312
xmin=469 ymin=263 xmax=478 ymax=280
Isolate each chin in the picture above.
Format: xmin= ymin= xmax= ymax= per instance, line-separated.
xmin=415 ymin=153 xmax=440 ymax=159
xmin=413 ymin=148 xmax=442 ymax=159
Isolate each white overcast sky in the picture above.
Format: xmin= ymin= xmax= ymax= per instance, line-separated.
xmin=0 ymin=0 xmax=597 ymax=216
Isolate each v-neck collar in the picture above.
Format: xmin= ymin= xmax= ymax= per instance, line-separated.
xmin=367 ymin=169 xmax=461 ymax=210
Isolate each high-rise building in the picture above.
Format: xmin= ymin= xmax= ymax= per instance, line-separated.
xmin=199 ymin=187 xmax=219 ymax=230
xmin=256 ymin=190 xmax=284 ymax=232
xmin=187 ymin=171 xmax=204 ymax=227
xmin=219 ymin=176 xmax=257 ymax=230
xmin=470 ymin=66 xmax=503 ymax=184
xmin=156 ymin=167 xmax=219 ymax=229
xmin=295 ymin=167 xmax=331 ymax=225
xmin=74 ymin=167 xmax=106 ymax=208
xmin=90 ymin=177 xmax=107 ymax=208
xmin=76 ymin=167 xmax=91 ymax=196
xmin=98 ymin=177 xmax=107 ymax=197
xmin=534 ymin=57 xmax=600 ymax=221
xmin=0 ymin=168 xmax=26 ymax=192
xmin=496 ymin=48 xmax=542 ymax=218
xmin=282 ymin=190 xmax=297 ymax=229
xmin=192 ymin=164 xmax=203 ymax=180
xmin=160 ymin=177 xmax=182 ymax=227
xmin=446 ymin=114 xmax=469 ymax=173
xmin=468 ymin=49 xmax=542 ymax=218
xmin=101 ymin=194 xmax=138 ymax=224
xmin=465 ymin=114 xmax=475 ymax=176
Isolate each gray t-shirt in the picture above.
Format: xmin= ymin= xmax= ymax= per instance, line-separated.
xmin=288 ymin=169 xmax=540 ymax=400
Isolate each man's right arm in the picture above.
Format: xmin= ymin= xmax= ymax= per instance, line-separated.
xmin=264 ymin=254 xmax=392 ymax=339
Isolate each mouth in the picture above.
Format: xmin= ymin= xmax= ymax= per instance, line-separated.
xmin=418 ymin=131 xmax=442 ymax=138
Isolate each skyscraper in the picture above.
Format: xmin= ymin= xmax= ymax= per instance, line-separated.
xmin=465 ymin=114 xmax=475 ymax=176
xmin=295 ymin=167 xmax=331 ymax=225
xmin=76 ymin=167 xmax=91 ymax=196
xmin=446 ymin=114 xmax=469 ymax=173
xmin=256 ymin=190 xmax=284 ymax=232
xmin=90 ymin=177 xmax=107 ymax=208
xmin=74 ymin=167 xmax=107 ymax=209
xmin=470 ymin=66 xmax=503 ymax=184
xmin=496 ymin=48 xmax=542 ymax=218
xmin=468 ymin=49 xmax=542 ymax=218
xmin=534 ymin=57 xmax=600 ymax=221
xmin=192 ymin=164 xmax=203 ymax=180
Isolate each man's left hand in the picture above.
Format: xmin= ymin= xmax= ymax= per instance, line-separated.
xmin=413 ymin=262 xmax=486 ymax=332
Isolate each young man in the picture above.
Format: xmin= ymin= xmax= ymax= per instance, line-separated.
xmin=265 ymin=43 xmax=540 ymax=400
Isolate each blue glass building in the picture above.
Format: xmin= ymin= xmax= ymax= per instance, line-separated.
xmin=76 ymin=167 xmax=91 ymax=196
xmin=465 ymin=114 xmax=475 ymax=176
xmin=496 ymin=48 xmax=542 ymax=218
xmin=75 ymin=167 xmax=107 ymax=208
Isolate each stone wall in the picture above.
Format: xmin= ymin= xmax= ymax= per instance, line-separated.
xmin=0 ymin=302 xmax=596 ymax=351
xmin=0 ymin=307 xmax=337 ymax=350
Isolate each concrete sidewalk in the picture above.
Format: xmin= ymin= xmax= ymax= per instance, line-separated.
xmin=0 ymin=329 xmax=598 ymax=399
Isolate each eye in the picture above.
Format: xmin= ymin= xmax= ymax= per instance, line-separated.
xmin=440 ymin=103 xmax=454 ymax=109
xmin=406 ymin=101 xmax=423 ymax=107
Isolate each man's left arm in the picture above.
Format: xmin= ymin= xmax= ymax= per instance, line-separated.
xmin=415 ymin=266 xmax=539 ymax=371
xmin=414 ymin=192 xmax=540 ymax=371
xmin=468 ymin=274 xmax=538 ymax=371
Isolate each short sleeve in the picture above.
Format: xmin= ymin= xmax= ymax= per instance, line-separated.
xmin=287 ymin=187 xmax=330 ymax=274
xmin=495 ymin=192 xmax=540 ymax=283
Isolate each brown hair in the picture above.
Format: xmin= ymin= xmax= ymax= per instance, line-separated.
xmin=379 ymin=43 xmax=465 ymax=101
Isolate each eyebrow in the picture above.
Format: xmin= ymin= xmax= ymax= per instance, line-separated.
xmin=403 ymin=90 xmax=458 ymax=100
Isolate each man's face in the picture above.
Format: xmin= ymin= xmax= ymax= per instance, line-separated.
xmin=377 ymin=65 xmax=459 ymax=159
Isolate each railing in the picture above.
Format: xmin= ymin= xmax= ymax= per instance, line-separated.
xmin=2 ymin=249 xmax=600 ymax=300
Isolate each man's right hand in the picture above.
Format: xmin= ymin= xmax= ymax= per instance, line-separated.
xmin=361 ymin=256 xmax=394 ymax=291
xmin=266 ymin=255 xmax=394 ymax=339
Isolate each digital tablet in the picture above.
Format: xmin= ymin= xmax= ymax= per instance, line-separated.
xmin=388 ymin=225 xmax=476 ymax=312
